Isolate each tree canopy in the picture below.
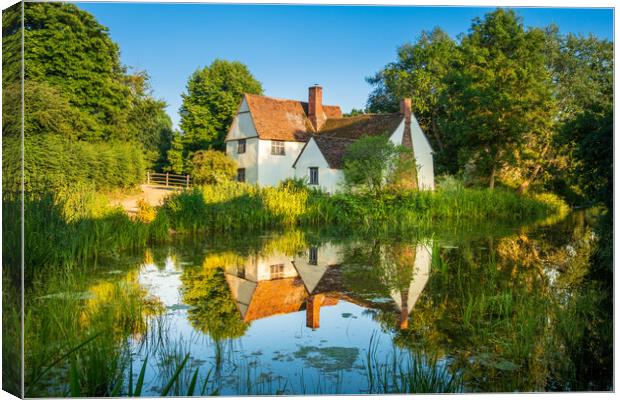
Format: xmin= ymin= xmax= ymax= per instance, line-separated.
xmin=2 ymin=2 xmax=174 ymax=191
xmin=367 ymin=8 xmax=612 ymax=203
xmin=179 ymin=60 xmax=263 ymax=153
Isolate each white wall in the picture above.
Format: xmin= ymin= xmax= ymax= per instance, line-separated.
xmin=225 ymin=99 xmax=260 ymax=184
xmin=257 ymin=139 xmax=305 ymax=187
xmin=389 ymin=243 xmax=432 ymax=314
xmin=225 ymin=137 xmax=259 ymax=184
xmin=389 ymin=116 xmax=435 ymax=190
xmin=410 ymin=115 xmax=435 ymax=190
xmin=293 ymin=139 xmax=345 ymax=193
xmin=293 ymin=242 xmax=345 ymax=293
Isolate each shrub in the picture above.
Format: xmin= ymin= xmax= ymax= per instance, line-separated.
xmin=189 ymin=150 xmax=237 ymax=185
xmin=135 ymin=199 xmax=156 ymax=223
xmin=343 ymin=134 xmax=416 ymax=195
xmin=8 ymin=134 xmax=147 ymax=195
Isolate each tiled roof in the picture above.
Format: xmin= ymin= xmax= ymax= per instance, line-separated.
xmin=238 ymin=94 xmax=406 ymax=170
xmin=312 ymin=136 xmax=356 ymax=169
xmin=243 ymin=94 xmax=343 ymax=141
xmin=319 ymin=114 xmax=403 ymax=140
xmin=242 ymin=277 xmax=308 ymax=323
xmin=304 ymin=114 xmax=404 ymax=169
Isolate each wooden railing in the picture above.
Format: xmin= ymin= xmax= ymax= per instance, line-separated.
xmin=147 ymin=172 xmax=191 ymax=188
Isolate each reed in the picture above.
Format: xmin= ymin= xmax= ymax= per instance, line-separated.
xmin=159 ymin=182 xmax=568 ymax=234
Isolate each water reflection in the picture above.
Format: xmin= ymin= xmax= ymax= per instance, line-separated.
xmin=124 ymin=212 xmax=610 ymax=394
xmin=183 ymin=235 xmax=434 ymax=333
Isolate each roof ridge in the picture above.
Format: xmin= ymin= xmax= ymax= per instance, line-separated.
xmin=244 ymin=92 xmax=341 ymax=109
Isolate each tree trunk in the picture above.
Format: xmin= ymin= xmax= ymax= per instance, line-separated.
xmin=518 ymin=142 xmax=551 ymax=194
xmin=489 ymin=163 xmax=496 ymax=190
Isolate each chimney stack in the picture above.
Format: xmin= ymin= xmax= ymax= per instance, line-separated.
xmin=306 ymin=294 xmax=325 ymax=330
xmin=308 ymin=85 xmax=326 ymax=131
xmin=400 ymin=98 xmax=412 ymax=123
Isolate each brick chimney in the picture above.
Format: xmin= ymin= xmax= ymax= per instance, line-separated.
xmin=400 ymin=98 xmax=413 ymax=150
xmin=306 ymin=294 xmax=325 ymax=330
xmin=308 ymin=85 xmax=326 ymax=131
xmin=400 ymin=98 xmax=412 ymax=123
xmin=400 ymin=98 xmax=419 ymax=189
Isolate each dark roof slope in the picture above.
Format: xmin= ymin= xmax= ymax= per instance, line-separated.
xmin=313 ymin=136 xmax=356 ymax=169
xmin=319 ymin=114 xmax=403 ymax=140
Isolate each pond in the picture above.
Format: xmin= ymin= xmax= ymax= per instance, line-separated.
xmin=25 ymin=211 xmax=612 ymax=395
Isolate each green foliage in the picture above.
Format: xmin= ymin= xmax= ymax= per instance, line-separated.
xmin=442 ymin=9 xmax=556 ymax=189
xmin=3 ymin=135 xmax=147 ymax=195
xmin=2 ymin=3 xmax=173 ymax=170
xmin=367 ymin=8 xmax=611 ymax=199
xmin=367 ymin=27 xmax=458 ymax=171
xmin=159 ymin=182 xmax=567 ymax=234
xmin=562 ymin=104 xmax=612 ymax=208
xmin=342 ymin=134 xmax=415 ymax=195
xmin=189 ymin=150 xmax=237 ymax=185
xmin=165 ymin=131 xmax=186 ymax=174
xmin=179 ymin=59 xmax=263 ymax=152
xmin=181 ymin=265 xmax=248 ymax=340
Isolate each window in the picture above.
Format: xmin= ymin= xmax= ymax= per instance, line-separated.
xmin=237 ymin=139 xmax=246 ymax=154
xmin=271 ymin=141 xmax=285 ymax=155
xmin=237 ymin=168 xmax=246 ymax=183
xmin=309 ymin=167 xmax=319 ymax=185
xmin=309 ymin=247 xmax=318 ymax=265
xmin=270 ymin=264 xmax=285 ymax=279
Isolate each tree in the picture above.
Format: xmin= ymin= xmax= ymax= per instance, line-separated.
xmin=441 ymin=9 xmax=556 ymax=189
xmin=343 ymin=135 xmax=416 ymax=195
xmin=562 ymin=104 xmax=612 ymax=209
xmin=179 ymin=60 xmax=263 ymax=152
xmin=165 ymin=131 xmax=186 ymax=174
xmin=3 ymin=81 xmax=86 ymax=140
xmin=3 ymin=3 xmax=171 ymax=150
xmin=189 ymin=150 xmax=237 ymax=185
xmin=367 ymin=28 xmax=458 ymax=173
xmin=180 ymin=264 xmax=248 ymax=340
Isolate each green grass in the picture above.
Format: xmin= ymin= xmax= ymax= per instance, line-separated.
xmin=159 ymin=181 xmax=569 ymax=234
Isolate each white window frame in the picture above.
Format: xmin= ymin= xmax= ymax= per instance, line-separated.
xmin=237 ymin=139 xmax=246 ymax=154
xmin=271 ymin=140 xmax=285 ymax=156
xmin=309 ymin=167 xmax=319 ymax=185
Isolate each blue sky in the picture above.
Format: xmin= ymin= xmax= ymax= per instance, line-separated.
xmin=76 ymin=3 xmax=614 ymax=129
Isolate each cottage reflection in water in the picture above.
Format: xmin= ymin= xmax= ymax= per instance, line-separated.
xmin=223 ymin=241 xmax=432 ymax=330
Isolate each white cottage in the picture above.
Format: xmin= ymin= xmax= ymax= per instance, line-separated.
xmin=225 ymin=85 xmax=434 ymax=193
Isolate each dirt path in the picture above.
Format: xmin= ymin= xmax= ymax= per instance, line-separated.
xmin=110 ymin=184 xmax=181 ymax=215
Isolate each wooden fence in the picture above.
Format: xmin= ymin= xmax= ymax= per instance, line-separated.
xmin=147 ymin=172 xmax=191 ymax=188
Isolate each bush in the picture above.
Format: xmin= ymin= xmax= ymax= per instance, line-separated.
xmin=3 ymin=135 xmax=147 ymax=195
xmin=343 ymin=134 xmax=416 ymax=195
xmin=189 ymin=150 xmax=237 ymax=185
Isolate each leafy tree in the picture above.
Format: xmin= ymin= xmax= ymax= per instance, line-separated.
xmin=179 ymin=59 xmax=263 ymax=152
xmin=4 ymin=3 xmax=131 ymax=140
xmin=165 ymin=131 xmax=186 ymax=174
xmin=441 ymin=9 xmax=556 ymax=189
xmin=124 ymin=71 xmax=174 ymax=169
xmin=180 ymin=264 xmax=248 ymax=340
xmin=343 ymin=135 xmax=416 ymax=195
xmin=343 ymin=108 xmax=366 ymax=117
xmin=3 ymin=81 xmax=86 ymax=140
xmin=2 ymin=2 xmax=173 ymax=179
xmin=189 ymin=150 xmax=237 ymax=185
xmin=562 ymin=104 xmax=612 ymax=209
xmin=367 ymin=27 xmax=458 ymax=171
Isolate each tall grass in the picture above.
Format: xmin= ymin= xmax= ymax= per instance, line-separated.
xmin=364 ymin=333 xmax=462 ymax=394
xmin=159 ymin=182 xmax=569 ymax=234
